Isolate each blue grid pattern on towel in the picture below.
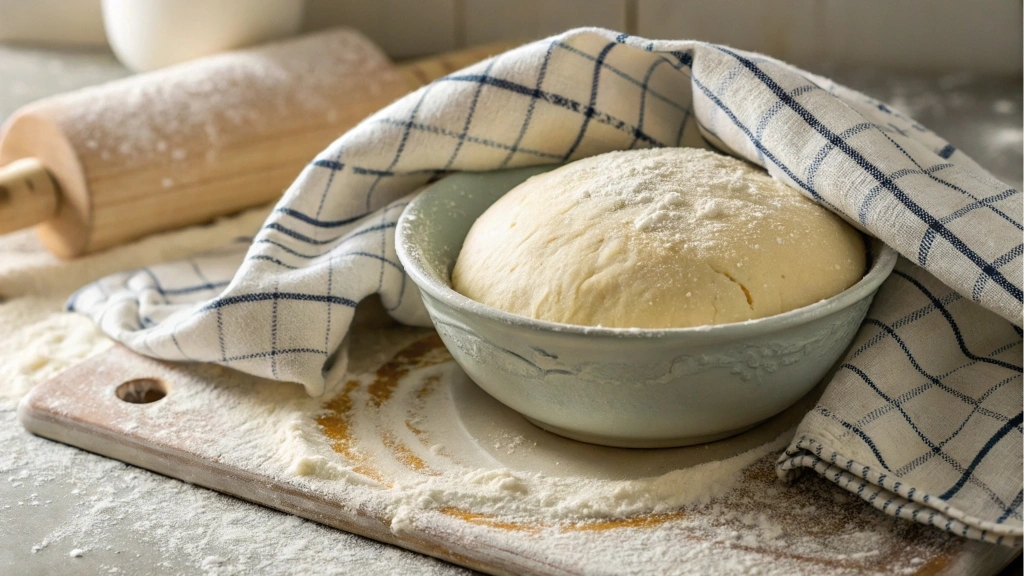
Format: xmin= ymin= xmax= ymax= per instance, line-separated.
xmin=67 ymin=29 xmax=1021 ymax=545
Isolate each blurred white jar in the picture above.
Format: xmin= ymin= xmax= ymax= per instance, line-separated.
xmin=102 ymin=0 xmax=306 ymax=72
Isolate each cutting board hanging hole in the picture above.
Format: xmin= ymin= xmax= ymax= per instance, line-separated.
xmin=115 ymin=378 xmax=167 ymax=404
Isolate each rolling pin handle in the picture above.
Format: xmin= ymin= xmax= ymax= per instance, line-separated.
xmin=0 ymin=158 xmax=59 ymax=234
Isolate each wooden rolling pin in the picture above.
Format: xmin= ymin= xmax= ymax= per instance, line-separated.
xmin=0 ymin=29 xmax=513 ymax=257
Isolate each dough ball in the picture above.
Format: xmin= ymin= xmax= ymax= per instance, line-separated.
xmin=452 ymin=148 xmax=866 ymax=329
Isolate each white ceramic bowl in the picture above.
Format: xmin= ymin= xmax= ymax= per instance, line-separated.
xmin=396 ymin=166 xmax=898 ymax=448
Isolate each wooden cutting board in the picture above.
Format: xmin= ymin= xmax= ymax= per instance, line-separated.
xmin=17 ymin=305 xmax=1019 ymax=575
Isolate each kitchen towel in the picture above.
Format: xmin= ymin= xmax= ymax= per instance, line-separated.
xmin=68 ymin=29 xmax=1022 ymax=545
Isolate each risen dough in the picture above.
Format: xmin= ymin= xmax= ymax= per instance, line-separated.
xmin=452 ymin=148 xmax=866 ymax=329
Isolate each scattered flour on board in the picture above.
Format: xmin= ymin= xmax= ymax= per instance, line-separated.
xmin=0 ymin=202 xmax=966 ymax=576
xmin=266 ymin=329 xmax=957 ymax=575
xmin=0 ymin=195 xmax=962 ymax=576
xmin=385 ymin=438 xmax=786 ymax=525
xmin=2 ymin=214 xmax=961 ymax=575
xmin=0 ymin=209 xmax=470 ymax=575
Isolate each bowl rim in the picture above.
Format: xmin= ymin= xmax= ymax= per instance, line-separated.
xmin=396 ymin=167 xmax=899 ymax=340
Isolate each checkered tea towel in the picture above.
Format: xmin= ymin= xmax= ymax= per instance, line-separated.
xmin=67 ymin=29 xmax=1021 ymax=545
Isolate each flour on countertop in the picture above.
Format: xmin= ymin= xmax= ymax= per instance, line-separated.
xmin=385 ymin=437 xmax=786 ymax=525
xmin=0 ymin=204 xmax=272 ymax=404
xmin=0 ymin=209 xmax=470 ymax=576
xmin=261 ymin=326 xmax=954 ymax=575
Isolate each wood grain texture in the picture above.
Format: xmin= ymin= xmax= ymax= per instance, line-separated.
xmin=0 ymin=158 xmax=57 ymax=234
xmin=17 ymin=333 xmax=1020 ymax=576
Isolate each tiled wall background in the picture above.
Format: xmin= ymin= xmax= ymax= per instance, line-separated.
xmin=301 ymin=0 xmax=1023 ymax=74
xmin=2 ymin=0 xmax=1021 ymax=74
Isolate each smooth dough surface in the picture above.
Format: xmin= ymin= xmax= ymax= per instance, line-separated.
xmin=452 ymin=148 xmax=866 ymax=329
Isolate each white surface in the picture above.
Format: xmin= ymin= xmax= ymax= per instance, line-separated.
xmin=102 ymin=0 xmax=305 ymax=71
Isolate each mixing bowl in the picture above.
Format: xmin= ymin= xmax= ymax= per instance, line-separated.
xmin=396 ymin=166 xmax=897 ymax=447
